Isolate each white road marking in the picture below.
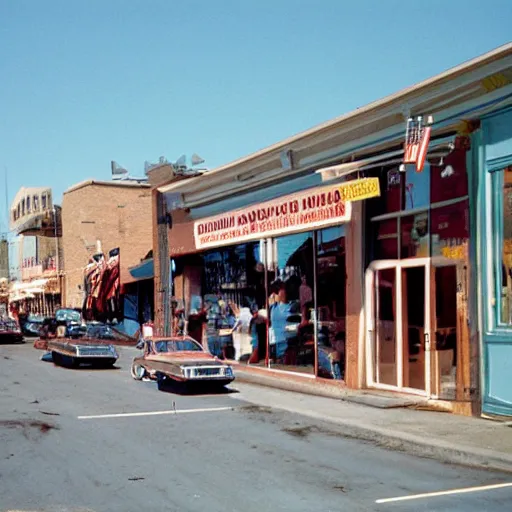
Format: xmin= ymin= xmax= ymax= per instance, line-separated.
xmin=376 ymin=482 xmax=512 ymax=504
xmin=78 ymin=406 xmax=233 ymax=420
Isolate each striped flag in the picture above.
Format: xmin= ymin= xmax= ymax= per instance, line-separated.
xmin=403 ymin=117 xmax=432 ymax=173
xmin=416 ymin=126 xmax=432 ymax=173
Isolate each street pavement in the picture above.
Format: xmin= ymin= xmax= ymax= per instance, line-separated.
xmin=1 ymin=341 xmax=511 ymax=512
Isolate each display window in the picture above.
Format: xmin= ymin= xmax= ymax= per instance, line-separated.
xmin=368 ymin=147 xmax=470 ymax=262
xmin=269 ymin=232 xmax=315 ymax=374
xmin=494 ymin=166 xmax=512 ymax=325
xmin=315 ymin=226 xmax=346 ymax=380
xmin=173 ymin=226 xmax=347 ymax=380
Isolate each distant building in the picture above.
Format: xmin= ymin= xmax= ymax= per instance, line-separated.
xmin=9 ymin=187 xmax=62 ymax=316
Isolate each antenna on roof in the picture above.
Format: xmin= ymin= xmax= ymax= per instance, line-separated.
xmin=111 ymin=161 xmax=147 ymax=183
xmin=191 ymin=153 xmax=205 ymax=166
xmin=111 ymin=161 xmax=128 ymax=180
xmin=175 ymin=155 xmax=187 ymax=172
xmin=172 ymin=154 xmax=209 ymax=176
xmin=144 ymin=156 xmax=171 ymax=174
xmin=144 ymin=154 xmax=209 ymax=178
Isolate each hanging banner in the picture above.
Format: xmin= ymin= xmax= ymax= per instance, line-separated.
xmin=194 ymin=184 xmax=351 ymax=250
xmin=338 ymin=178 xmax=380 ymax=202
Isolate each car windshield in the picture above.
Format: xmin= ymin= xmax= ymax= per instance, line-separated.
xmin=154 ymin=339 xmax=203 ymax=353
xmin=27 ymin=314 xmax=45 ymax=323
xmin=55 ymin=309 xmax=81 ymax=323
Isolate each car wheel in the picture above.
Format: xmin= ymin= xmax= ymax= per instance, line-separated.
xmin=131 ymin=362 xmax=146 ymax=381
xmin=156 ymin=372 xmax=167 ymax=391
xmin=95 ymin=359 xmax=116 ymax=369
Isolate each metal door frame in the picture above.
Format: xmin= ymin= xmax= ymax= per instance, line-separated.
xmin=365 ymin=258 xmax=432 ymax=397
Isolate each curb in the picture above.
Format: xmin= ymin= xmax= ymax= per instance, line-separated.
xmin=238 ymin=387 xmax=512 ymax=473
xmin=301 ymin=409 xmax=512 ymax=473
xmin=234 ymin=367 xmax=348 ymax=400
xmin=233 ymin=369 xmax=512 ymax=473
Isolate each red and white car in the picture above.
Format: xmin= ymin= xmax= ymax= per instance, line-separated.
xmin=131 ymin=336 xmax=235 ymax=390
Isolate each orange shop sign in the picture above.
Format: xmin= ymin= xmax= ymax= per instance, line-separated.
xmin=194 ymin=184 xmax=352 ymax=250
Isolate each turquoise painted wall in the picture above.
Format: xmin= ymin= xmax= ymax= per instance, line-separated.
xmin=478 ymin=107 xmax=512 ymax=416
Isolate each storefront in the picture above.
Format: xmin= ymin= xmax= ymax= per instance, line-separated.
xmin=164 ymin=142 xmax=476 ymax=401
xmin=363 ymin=140 xmax=473 ymax=406
xmin=173 ymin=184 xmax=352 ymax=381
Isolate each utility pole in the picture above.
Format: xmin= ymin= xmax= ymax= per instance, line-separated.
xmin=53 ymin=207 xmax=59 ymax=273
xmin=154 ymin=190 xmax=172 ymax=337
xmin=52 ymin=206 xmax=61 ymax=308
xmin=147 ymin=155 xmax=205 ymax=337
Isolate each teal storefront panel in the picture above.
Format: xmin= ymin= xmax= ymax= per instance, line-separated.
xmin=480 ymin=106 xmax=512 ymax=416
xmin=486 ymin=341 xmax=512 ymax=411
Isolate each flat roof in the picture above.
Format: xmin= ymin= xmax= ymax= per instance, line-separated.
xmin=64 ymin=179 xmax=151 ymax=195
xmin=159 ymin=42 xmax=512 ymax=195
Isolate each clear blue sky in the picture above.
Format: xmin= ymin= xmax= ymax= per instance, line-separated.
xmin=1 ymin=0 xmax=511 ymax=232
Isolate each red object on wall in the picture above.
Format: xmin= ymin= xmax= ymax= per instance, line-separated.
xmin=82 ymin=250 xmax=120 ymax=322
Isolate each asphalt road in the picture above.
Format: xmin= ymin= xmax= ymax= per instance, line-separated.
xmin=1 ymin=341 xmax=511 ymax=512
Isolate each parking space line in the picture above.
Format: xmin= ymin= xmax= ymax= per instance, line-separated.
xmin=376 ymin=482 xmax=512 ymax=504
xmin=78 ymin=406 xmax=233 ymax=420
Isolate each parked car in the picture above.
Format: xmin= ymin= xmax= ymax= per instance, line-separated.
xmin=0 ymin=318 xmax=23 ymax=344
xmin=36 ymin=311 xmax=119 ymax=368
xmin=48 ymin=338 xmax=119 ymax=368
xmin=20 ymin=314 xmax=46 ymax=337
xmin=55 ymin=308 xmax=86 ymax=338
xmin=131 ymin=336 xmax=235 ymax=390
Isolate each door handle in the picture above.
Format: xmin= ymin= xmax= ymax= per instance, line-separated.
xmin=424 ymin=332 xmax=430 ymax=351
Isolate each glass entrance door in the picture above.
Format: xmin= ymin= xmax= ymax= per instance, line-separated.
xmin=366 ymin=259 xmax=432 ymax=396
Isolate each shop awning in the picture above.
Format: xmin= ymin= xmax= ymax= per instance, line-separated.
xmin=9 ymin=293 xmax=35 ymax=302
xmin=11 ymin=279 xmax=49 ymax=291
xmin=127 ymin=258 xmax=177 ymax=282
xmin=22 ymin=287 xmax=45 ymax=294
xmin=128 ymin=258 xmax=154 ymax=281
xmin=316 ymin=136 xmax=455 ymax=182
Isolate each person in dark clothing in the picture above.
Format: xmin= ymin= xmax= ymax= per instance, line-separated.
xmin=248 ymin=305 xmax=266 ymax=364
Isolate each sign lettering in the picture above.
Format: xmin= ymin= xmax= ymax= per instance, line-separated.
xmin=338 ymin=178 xmax=381 ymax=202
xmin=194 ymin=184 xmax=351 ymax=249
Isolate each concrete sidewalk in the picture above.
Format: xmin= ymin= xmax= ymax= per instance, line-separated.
xmin=231 ymin=379 xmax=512 ymax=473
xmin=120 ymin=346 xmax=512 ymax=472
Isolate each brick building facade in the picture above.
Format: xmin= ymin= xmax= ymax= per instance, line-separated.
xmin=61 ymin=180 xmax=152 ymax=309
xmin=9 ymin=187 xmax=63 ymax=316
